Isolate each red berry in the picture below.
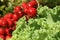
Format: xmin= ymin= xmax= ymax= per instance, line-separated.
xmin=7 ymin=19 xmax=13 ymax=27
xmin=28 ymin=1 xmax=38 ymax=8
xmin=31 ymin=0 xmax=36 ymax=1
xmin=28 ymin=7 xmax=37 ymax=18
xmin=0 ymin=19 xmax=2 ymax=26
xmin=0 ymin=18 xmax=8 ymax=27
xmin=4 ymin=13 xmax=13 ymax=19
xmin=2 ymin=20 xmax=8 ymax=27
xmin=12 ymin=14 xmax=19 ymax=21
xmin=14 ymin=6 xmax=21 ymax=10
xmin=0 ymin=28 xmax=4 ymax=35
xmin=22 ymin=2 xmax=28 ymax=9
xmin=14 ymin=6 xmax=21 ymax=13
xmin=5 ymin=28 xmax=12 ymax=35
xmin=18 ymin=11 xmax=24 ymax=18
xmin=24 ymin=8 xmax=29 ymax=15
xmin=13 ymin=21 xmax=17 ymax=25
xmin=9 ymin=21 xmax=16 ymax=31
xmin=0 ymin=35 xmax=4 ymax=40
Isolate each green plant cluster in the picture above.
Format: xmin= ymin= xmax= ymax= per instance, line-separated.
xmin=10 ymin=6 xmax=60 ymax=40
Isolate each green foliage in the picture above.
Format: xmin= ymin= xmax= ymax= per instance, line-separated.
xmin=10 ymin=6 xmax=60 ymax=40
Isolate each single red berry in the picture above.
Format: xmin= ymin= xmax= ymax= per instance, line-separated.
xmin=28 ymin=1 xmax=38 ymax=8
xmin=14 ymin=6 xmax=21 ymax=13
xmin=5 ymin=28 xmax=12 ymax=35
xmin=0 ymin=28 xmax=4 ymax=35
xmin=28 ymin=7 xmax=37 ymax=18
xmin=24 ymin=8 xmax=29 ymax=15
xmin=7 ymin=19 xmax=13 ymax=27
xmin=18 ymin=11 xmax=24 ymax=18
xmin=12 ymin=14 xmax=19 ymax=21
xmin=22 ymin=2 xmax=28 ymax=9
xmin=4 ymin=13 xmax=13 ymax=19
xmin=0 ymin=19 xmax=2 ymax=26
xmin=0 ymin=18 xmax=8 ymax=27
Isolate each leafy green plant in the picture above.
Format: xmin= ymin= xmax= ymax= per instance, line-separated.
xmin=10 ymin=6 xmax=60 ymax=40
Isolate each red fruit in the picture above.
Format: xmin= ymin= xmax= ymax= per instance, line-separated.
xmin=28 ymin=7 xmax=37 ymax=18
xmin=28 ymin=1 xmax=38 ymax=8
xmin=0 ymin=28 xmax=4 ymax=35
xmin=13 ymin=21 xmax=17 ymax=26
xmin=10 ymin=21 xmax=16 ymax=31
xmin=0 ymin=19 xmax=2 ymax=26
xmin=0 ymin=18 xmax=8 ymax=27
xmin=6 ymin=35 xmax=12 ymax=40
xmin=31 ymin=0 xmax=36 ymax=1
xmin=0 ymin=18 xmax=4 ymax=26
xmin=24 ymin=8 xmax=29 ymax=15
xmin=4 ymin=13 xmax=13 ymax=19
xmin=14 ymin=6 xmax=21 ymax=13
xmin=22 ymin=2 xmax=28 ymax=9
xmin=2 ymin=19 xmax=8 ymax=27
xmin=0 ymin=35 xmax=4 ymax=40
xmin=12 ymin=14 xmax=19 ymax=21
xmin=7 ymin=19 xmax=13 ymax=27
xmin=18 ymin=11 xmax=24 ymax=18
xmin=5 ymin=28 xmax=12 ymax=35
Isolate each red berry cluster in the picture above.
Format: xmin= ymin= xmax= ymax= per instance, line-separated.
xmin=0 ymin=13 xmax=16 ymax=40
xmin=0 ymin=0 xmax=38 ymax=40
xmin=22 ymin=0 xmax=38 ymax=20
